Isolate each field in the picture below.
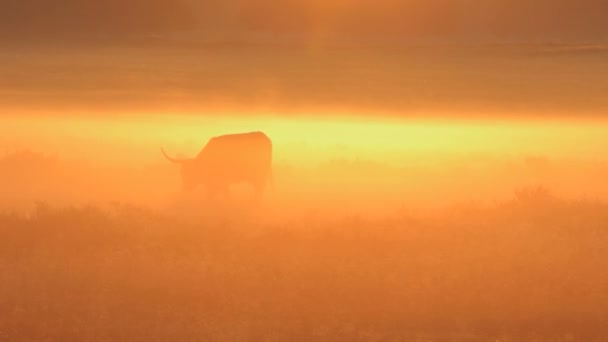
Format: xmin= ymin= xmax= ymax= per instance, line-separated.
xmin=1 ymin=145 xmax=608 ymax=340
xmin=2 ymin=41 xmax=608 ymax=340
xmin=2 ymin=189 xmax=608 ymax=340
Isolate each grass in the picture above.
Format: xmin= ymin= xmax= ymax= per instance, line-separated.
xmin=1 ymin=192 xmax=608 ymax=341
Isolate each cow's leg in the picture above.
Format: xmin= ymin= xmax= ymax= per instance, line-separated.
xmin=207 ymin=183 xmax=231 ymax=203
xmin=206 ymin=185 xmax=219 ymax=202
xmin=220 ymin=186 xmax=231 ymax=202
xmin=251 ymin=181 xmax=265 ymax=202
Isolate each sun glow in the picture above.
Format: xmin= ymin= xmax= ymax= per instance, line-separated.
xmin=1 ymin=111 xmax=607 ymax=163
xmin=1 ymin=109 xmax=608 ymax=217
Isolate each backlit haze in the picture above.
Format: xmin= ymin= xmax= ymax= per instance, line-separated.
xmin=2 ymin=111 xmax=608 ymax=218
xmin=2 ymin=0 xmax=608 ymax=340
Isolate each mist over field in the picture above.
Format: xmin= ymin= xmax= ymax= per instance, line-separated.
xmin=2 ymin=2 xmax=608 ymax=338
xmin=2 ymin=109 xmax=608 ymax=340
xmin=2 ymin=112 xmax=608 ymax=215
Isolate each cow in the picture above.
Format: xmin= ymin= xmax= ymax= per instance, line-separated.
xmin=161 ymin=131 xmax=273 ymax=199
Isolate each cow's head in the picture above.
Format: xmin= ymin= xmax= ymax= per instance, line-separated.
xmin=161 ymin=148 xmax=201 ymax=191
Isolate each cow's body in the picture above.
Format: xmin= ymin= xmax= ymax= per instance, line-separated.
xmin=162 ymin=131 xmax=273 ymax=198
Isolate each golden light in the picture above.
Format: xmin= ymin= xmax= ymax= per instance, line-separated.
xmin=2 ymin=110 xmax=607 ymax=166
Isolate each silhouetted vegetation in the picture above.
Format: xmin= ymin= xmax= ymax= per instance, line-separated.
xmin=2 ymin=192 xmax=608 ymax=341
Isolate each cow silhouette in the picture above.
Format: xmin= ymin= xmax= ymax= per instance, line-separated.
xmin=162 ymin=131 xmax=273 ymax=199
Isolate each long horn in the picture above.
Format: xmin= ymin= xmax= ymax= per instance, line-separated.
xmin=161 ymin=147 xmax=188 ymax=164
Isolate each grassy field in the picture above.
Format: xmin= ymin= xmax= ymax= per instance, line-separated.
xmin=1 ymin=192 xmax=608 ymax=341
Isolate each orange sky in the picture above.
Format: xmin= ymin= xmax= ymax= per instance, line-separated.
xmin=2 ymin=0 xmax=608 ymax=42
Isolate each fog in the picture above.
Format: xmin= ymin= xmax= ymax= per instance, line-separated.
xmin=3 ymin=111 xmax=608 ymax=340
xmin=3 ymin=43 xmax=608 ymax=115
xmin=3 ymin=40 xmax=608 ymax=340
xmin=1 ymin=112 xmax=607 ymax=218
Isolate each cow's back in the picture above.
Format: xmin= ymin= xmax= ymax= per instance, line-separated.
xmin=198 ymin=131 xmax=272 ymax=186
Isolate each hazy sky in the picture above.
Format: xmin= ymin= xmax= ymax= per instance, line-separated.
xmin=2 ymin=0 xmax=607 ymax=116
xmin=2 ymin=0 xmax=607 ymax=42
